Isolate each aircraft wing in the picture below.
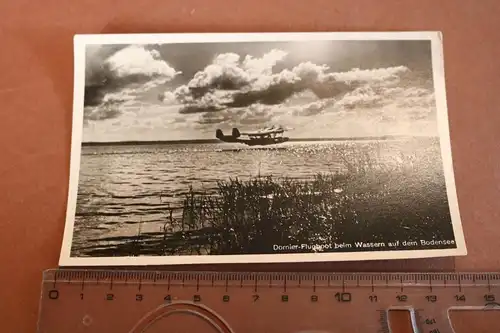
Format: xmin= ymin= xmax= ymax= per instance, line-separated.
xmin=241 ymin=129 xmax=284 ymax=136
xmin=240 ymin=126 xmax=285 ymax=136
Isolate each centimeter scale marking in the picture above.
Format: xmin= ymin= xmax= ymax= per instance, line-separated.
xmin=38 ymin=270 xmax=500 ymax=333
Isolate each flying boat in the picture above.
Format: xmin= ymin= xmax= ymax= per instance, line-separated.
xmin=215 ymin=125 xmax=290 ymax=146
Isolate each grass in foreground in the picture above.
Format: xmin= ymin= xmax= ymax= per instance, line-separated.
xmin=78 ymin=140 xmax=456 ymax=257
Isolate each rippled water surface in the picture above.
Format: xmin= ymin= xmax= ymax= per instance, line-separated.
xmin=71 ymin=139 xmax=440 ymax=255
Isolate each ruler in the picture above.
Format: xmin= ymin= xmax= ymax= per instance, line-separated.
xmin=36 ymin=270 xmax=500 ymax=333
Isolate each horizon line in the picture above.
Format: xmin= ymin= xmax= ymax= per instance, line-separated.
xmin=81 ymin=134 xmax=437 ymax=146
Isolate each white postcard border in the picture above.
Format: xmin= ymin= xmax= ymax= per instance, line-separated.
xmin=59 ymin=31 xmax=467 ymax=266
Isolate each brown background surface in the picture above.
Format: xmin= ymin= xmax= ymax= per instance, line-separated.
xmin=0 ymin=0 xmax=499 ymax=332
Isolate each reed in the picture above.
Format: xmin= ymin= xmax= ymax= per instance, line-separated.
xmin=163 ymin=140 xmax=455 ymax=255
xmin=82 ymin=139 xmax=455 ymax=257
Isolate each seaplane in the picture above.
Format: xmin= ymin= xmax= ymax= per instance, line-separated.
xmin=215 ymin=125 xmax=290 ymax=146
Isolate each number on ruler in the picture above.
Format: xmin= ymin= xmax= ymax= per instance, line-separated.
xmin=484 ymin=294 xmax=496 ymax=302
xmin=426 ymin=295 xmax=437 ymax=303
xmin=48 ymin=290 xmax=59 ymax=300
xmin=334 ymin=292 xmax=351 ymax=302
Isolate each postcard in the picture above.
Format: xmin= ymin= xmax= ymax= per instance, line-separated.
xmin=58 ymin=31 xmax=466 ymax=266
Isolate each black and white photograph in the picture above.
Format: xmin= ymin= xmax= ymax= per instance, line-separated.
xmin=59 ymin=32 xmax=466 ymax=266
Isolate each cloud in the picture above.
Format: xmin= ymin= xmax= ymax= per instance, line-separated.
xmin=239 ymin=104 xmax=276 ymax=125
xmin=165 ymin=49 xmax=363 ymax=115
xmin=181 ymin=56 xmax=436 ymax=136
xmin=243 ymin=49 xmax=288 ymax=74
xmin=105 ymin=46 xmax=179 ymax=79
xmin=178 ymin=90 xmax=234 ymax=114
xmin=159 ymin=48 xmax=433 ymax=132
xmin=326 ymin=66 xmax=409 ymax=83
xmin=163 ymin=50 xmax=417 ymax=117
xmin=292 ymin=99 xmax=337 ymax=117
xmin=83 ymin=46 xmax=438 ymax=142
xmin=82 ymin=102 xmax=199 ymax=142
xmin=186 ymin=53 xmax=251 ymax=93
xmin=83 ymin=45 xmax=180 ymax=122
xmin=84 ymin=103 xmax=122 ymax=121
xmin=336 ymin=86 xmax=386 ymax=110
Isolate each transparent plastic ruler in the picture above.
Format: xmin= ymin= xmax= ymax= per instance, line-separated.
xmin=37 ymin=270 xmax=500 ymax=333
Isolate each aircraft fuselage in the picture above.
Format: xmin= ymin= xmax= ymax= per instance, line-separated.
xmin=215 ymin=128 xmax=289 ymax=146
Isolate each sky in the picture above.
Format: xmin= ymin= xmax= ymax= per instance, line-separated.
xmin=81 ymin=39 xmax=438 ymax=142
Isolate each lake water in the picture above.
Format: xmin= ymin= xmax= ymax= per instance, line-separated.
xmin=71 ymin=138 xmax=440 ymax=255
